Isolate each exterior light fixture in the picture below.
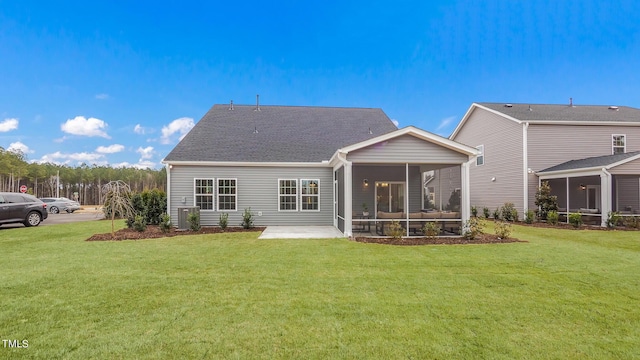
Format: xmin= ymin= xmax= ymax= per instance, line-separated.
xmin=363 ymin=179 xmax=369 ymax=187
xmin=580 ymin=184 xmax=586 ymax=190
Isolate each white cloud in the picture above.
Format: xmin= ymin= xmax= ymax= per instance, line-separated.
xmin=112 ymin=160 xmax=157 ymax=169
xmin=95 ymin=93 xmax=109 ymax=100
xmin=96 ymin=144 xmax=125 ymax=154
xmin=37 ymin=151 xmax=105 ymax=165
xmin=134 ymin=124 xmax=145 ymax=134
xmin=161 ymin=117 xmax=194 ymax=144
xmin=137 ymin=146 xmax=154 ymax=160
xmin=0 ymin=118 xmax=19 ymax=132
xmin=7 ymin=141 xmax=34 ymax=154
xmin=61 ymin=116 xmax=110 ymax=138
xmin=436 ymin=116 xmax=457 ymax=131
xmin=391 ymin=119 xmax=400 ymax=127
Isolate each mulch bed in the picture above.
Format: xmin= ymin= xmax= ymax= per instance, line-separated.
xmin=86 ymin=225 xmax=266 ymax=241
xmin=354 ymin=234 xmax=526 ymax=246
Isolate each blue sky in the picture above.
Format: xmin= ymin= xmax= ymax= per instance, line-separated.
xmin=1 ymin=1 xmax=639 ymax=168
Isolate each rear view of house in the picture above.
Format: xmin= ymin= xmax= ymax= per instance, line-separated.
xmin=163 ymin=102 xmax=478 ymax=236
xmin=451 ymin=102 xmax=640 ymax=226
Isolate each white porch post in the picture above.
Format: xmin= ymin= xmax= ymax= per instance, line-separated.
xmin=344 ymin=161 xmax=353 ymax=237
xmin=566 ymin=177 xmax=570 ymax=223
xmin=406 ymin=163 xmax=410 ymax=237
xmin=461 ymin=160 xmax=471 ymax=223
xmin=601 ymin=168 xmax=612 ymax=227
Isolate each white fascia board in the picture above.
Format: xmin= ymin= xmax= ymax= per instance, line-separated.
xmin=450 ymin=103 xmax=523 ymax=139
xmin=527 ymin=120 xmax=640 ymax=126
xmin=537 ymin=168 xmax=603 ymax=179
xmin=339 ymin=126 xmax=480 ymax=157
xmin=162 ymin=160 xmax=331 ymax=167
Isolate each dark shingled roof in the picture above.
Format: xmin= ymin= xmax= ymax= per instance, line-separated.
xmin=539 ymin=151 xmax=640 ymax=173
xmin=164 ymin=104 xmax=398 ymax=162
xmin=478 ymin=102 xmax=640 ymax=123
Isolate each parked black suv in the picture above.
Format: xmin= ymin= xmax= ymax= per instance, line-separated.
xmin=0 ymin=192 xmax=48 ymax=227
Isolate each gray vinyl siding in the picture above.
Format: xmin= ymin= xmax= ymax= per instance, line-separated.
xmin=528 ymin=124 xmax=640 ymax=209
xmin=168 ymin=165 xmax=333 ymax=226
xmin=352 ymin=165 xmax=422 ymax=214
xmin=347 ymin=134 xmax=468 ymax=164
xmin=452 ymin=107 xmax=525 ymax=213
xmin=431 ymin=166 xmax=462 ymax=211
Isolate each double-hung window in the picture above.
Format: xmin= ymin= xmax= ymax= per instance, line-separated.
xmin=476 ymin=145 xmax=485 ymax=166
xmin=279 ymin=179 xmax=298 ymax=211
xmin=217 ymin=178 xmax=237 ymax=211
xmin=300 ymin=179 xmax=320 ymax=211
xmin=194 ymin=179 xmax=214 ymax=210
xmin=612 ymin=134 xmax=626 ymax=154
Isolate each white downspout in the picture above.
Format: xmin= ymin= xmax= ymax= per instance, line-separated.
xmin=601 ymin=168 xmax=612 ymax=227
xmin=166 ymin=163 xmax=172 ymax=224
xmin=461 ymin=159 xmax=472 ymax=224
xmin=523 ymin=122 xmax=529 ymax=214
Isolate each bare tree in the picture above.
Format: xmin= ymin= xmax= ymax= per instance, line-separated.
xmin=101 ymin=180 xmax=136 ymax=238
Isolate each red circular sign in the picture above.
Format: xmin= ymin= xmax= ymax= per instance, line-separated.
xmin=20 ymin=185 xmax=27 ymax=193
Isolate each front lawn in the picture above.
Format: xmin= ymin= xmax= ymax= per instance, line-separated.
xmin=1 ymin=222 xmax=639 ymax=359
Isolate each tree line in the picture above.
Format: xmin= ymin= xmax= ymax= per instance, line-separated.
xmin=0 ymin=147 xmax=166 ymax=205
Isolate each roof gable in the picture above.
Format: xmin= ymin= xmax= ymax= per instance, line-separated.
xmin=538 ymin=151 xmax=640 ymax=174
xmin=451 ymin=102 xmax=640 ymax=139
xmin=163 ymin=105 xmax=398 ymax=163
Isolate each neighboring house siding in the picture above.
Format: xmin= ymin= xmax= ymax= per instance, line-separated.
xmin=169 ymin=165 xmax=333 ymax=226
xmin=528 ymin=124 xmax=640 ymax=209
xmin=453 ymin=107 xmax=525 ymax=213
xmin=431 ymin=166 xmax=462 ymax=211
xmin=347 ymin=134 xmax=468 ymax=164
xmin=352 ymin=165 xmax=422 ymax=214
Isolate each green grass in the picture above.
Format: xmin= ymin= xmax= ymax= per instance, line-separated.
xmin=1 ymin=221 xmax=639 ymax=359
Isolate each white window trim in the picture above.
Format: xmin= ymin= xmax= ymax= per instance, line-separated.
xmin=194 ymin=178 xmax=215 ymax=211
xmin=612 ymin=134 xmax=626 ymax=154
xmin=476 ymin=145 xmax=485 ymax=166
xmin=216 ymin=178 xmax=238 ymax=212
xmin=278 ymin=179 xmax=298 ymax=212
xmin=300 ymin=179 xmax=321 ymax=212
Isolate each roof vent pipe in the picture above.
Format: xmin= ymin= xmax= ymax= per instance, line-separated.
xmin=255 ymin=94 xmax=260 ymax=111
xmin=569 ymin=97 xmax=573 ymax=107
xmin=229 ymin=100 xmax=234 ymax=110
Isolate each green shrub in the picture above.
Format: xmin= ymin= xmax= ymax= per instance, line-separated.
xmin=494 ymin=221 xmax=512 ymax=239
xmin=623 ymin=216 xmax=639 ymax=229
xmin=422 ymin=221 xmax=440 ymax=239
xmin=219 ymin=213 xmax=229 ymax=230
xmin=142 ymin=189 xmax=167 ymax=225
xmin=569 ymin=213 xmax=583 ymax=228
xmin=241 ymin=208 xmax=254 ymax=229
xmin=535 ymin=181 xmax=558 ymax=221
xmin=133 ymin=215 xmax=147 ymax=232
xmin=547 ymin=210 xmax=559 ymax=225
xmin=525 ymin=209 xmax=535 ymax=224
xmin=159 ymin=213 xmax=172 ymax=233
xmin=187 ymin=212 xmax=201 ymax=231
xmin=483 ymin=207 xmax=491 ymax=219
xmin=387 ymin=220 xmax=404 ymax=240
xmin=492 ymin=208 xmax=501 ymax=220
xmin=463 ymin=217 xmax=485 ymax=240
xmin=471 ymin=206 xmax=478 ymax=217
xmin=606 ymin=211 xmax=622 ymax=229
xmin=500 ymin=203 xmax=518 ymax=222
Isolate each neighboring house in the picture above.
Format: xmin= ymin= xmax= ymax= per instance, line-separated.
xmin=162 ymin=103 xmax=479 ymax=236
xmin=450 ymin=102 xmax=640 ymax=226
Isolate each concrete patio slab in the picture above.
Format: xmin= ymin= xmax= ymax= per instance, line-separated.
xmin=258 ymin=226 xmax=345 ymax=239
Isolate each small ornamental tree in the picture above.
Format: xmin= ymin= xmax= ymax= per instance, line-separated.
xmin=102 ymin=180 xmax=136 ymax=238
xmin=535 ymin=181 xmax=558 ymax=221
